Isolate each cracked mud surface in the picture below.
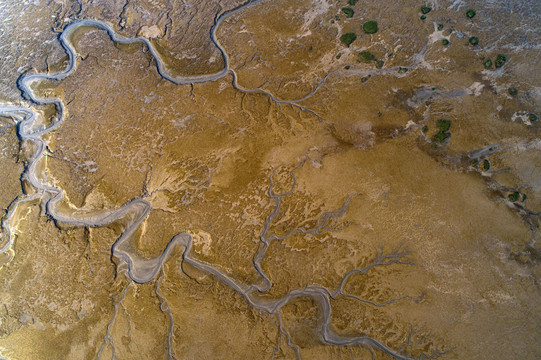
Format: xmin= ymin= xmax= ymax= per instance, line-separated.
xmin=1 ymin=0 xmax=540 ymax=359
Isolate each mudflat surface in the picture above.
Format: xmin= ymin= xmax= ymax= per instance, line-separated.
xmin=0 ymin=1 xmax=540 ymax=359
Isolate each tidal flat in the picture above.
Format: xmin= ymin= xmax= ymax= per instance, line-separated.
xmin=0 ymin=0 xmax=540 ymax=359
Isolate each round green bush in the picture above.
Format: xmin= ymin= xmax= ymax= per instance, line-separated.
xmin=421 ymin=6 xmax=432 ymax=14
xmin=466 ymin=9 xmax=476 ymax=18
xmin=495 ymin=54 xmax=506 ymax=68
xmin=341 ymin=7 xmax=354 ymax=18
xmin=436 ymin=119 xmax=451 ymax=132
xmin=363 ymin=21 xmax=378 ymax=34
xmin=359 ymin=51 xmax=375 ymax=62
xmin=340 ymin=32 xmax=357 ymax=47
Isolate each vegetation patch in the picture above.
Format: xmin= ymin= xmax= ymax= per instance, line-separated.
xmin=529 ymin=113 xmax=538 ymax=122
xmin=436 ymin=119 xmax=451 ymax=132
xmin=398 ymin=67 xmax=409 ymax=73
xmin=420 ymin=15 xmax=427 ymax=20
xmin=508 ymin=191 xmax=520 ymax=202
xmin=438 ymin=24 xmax=444 ymax=31
xmin=358 ymin=51 xmax=384 ymax=68
xmin=442 ymin=39 xmax=449 ymax=46
xmin=507 ymin=191 xmax=527 ymax=203
xmin=482 ymin=159 xmax=490 ymax=171
xmin=340 ymin=32 xmax=357 ymax=47
xmin=359 ymin=51 xmax=376 ymax=63
xmin=469 ymin=36 xmax=479 ymax=45
xmin=466 ymin=9 xmax=476 ymax=18
xmin=433 ymin=131 xmax=450 ymax=142
xmin=495 ymin=54 xmax=506 ymax=68
xmin=341 ymin=7 xmax=354 ymax=18
xmin=420 ymin=6 xmax=432 ymax=14
xmin=348 ymin=0 xmax=358 ymax=5
xmin=363 ymin=21 xmax=378 ymax=34
xmin=508 ymin=87 xmax=517 ymax=96
xmin=483 ymin=59 xmax=492 ymax=69
xmin=433 ymin=119 xmax=451 ymax=143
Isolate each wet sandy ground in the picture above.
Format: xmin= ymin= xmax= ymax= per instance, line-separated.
xmin=0 ymin=0 xmax=540 ymax=359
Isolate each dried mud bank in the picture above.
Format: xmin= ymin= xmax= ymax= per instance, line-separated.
xmin=0 ymin=0 xmax=540 ymax=359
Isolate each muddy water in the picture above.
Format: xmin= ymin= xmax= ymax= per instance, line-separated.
xmin=0 ymin=0 xmax=540 ymax=359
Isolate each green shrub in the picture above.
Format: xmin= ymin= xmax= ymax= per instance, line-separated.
xmin=421 ymin=5 xmax=432 ymax=14
xmin=466 ymin=9 xmax=476 ymax=18
xmin=433 ymin=119 xmax=451 ymax=142
xmin=495 ymin=54 xmax=506 ymax=68
xmin=508 ymin=192 xmax=520 ymax=202
xmin=442 ymin=39 xmax=449 ymax=46
xmin=483 ymin=59 xmax=492 ymax=69
xmin=469 ymin=36 xmax=479 ymax=45
xmin=348 ymin=0 xmax=358 ymax=5
xmin=508 ymin=87 xmax=517 ymax=96
xmin=340 ymin=32 xmax=357 ymax=47
xmin=359 ymin=50 xmax=375 ymax=62
xmin=433 ymin=131 xmax=450 ymax=142
xmin=363 ymin=21 xmax=378 ymax=34
xmin=341 ymin=7 xmax=354 ymax=18
xmin=436 ymin=119 xmax=451 ymax=132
